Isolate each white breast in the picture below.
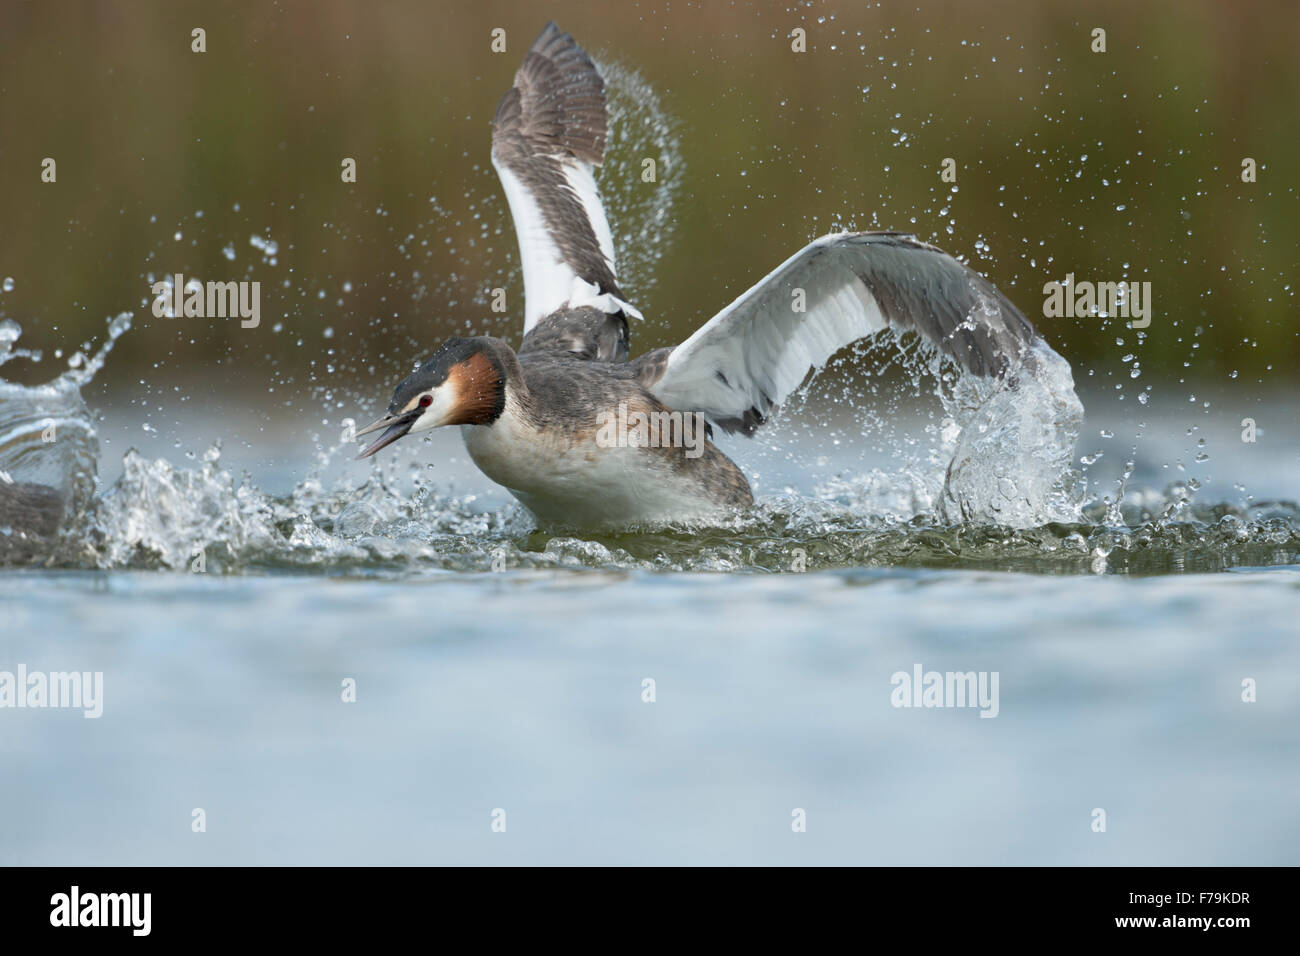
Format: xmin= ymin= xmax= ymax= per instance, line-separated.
xmin=459 ymin=396 xmax=726 ymax=527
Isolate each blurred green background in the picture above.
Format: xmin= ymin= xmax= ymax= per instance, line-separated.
xmin=0 ymin=0 xmax=1296 ymax=403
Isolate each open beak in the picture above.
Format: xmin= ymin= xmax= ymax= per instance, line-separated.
xmin=355 ymin=409 xmax=422 ymax=459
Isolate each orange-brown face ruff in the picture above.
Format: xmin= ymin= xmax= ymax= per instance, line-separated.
xmin=442 ymin=352 xmax=507 ymax=426
xmin=355 ymin=344 xmax=506 ymax=459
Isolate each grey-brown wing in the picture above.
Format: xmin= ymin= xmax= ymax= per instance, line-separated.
xmin=491 ymin=22 xmax=641 ymax=331
xmin=643 ymin=232 xmax=1041 ymax=434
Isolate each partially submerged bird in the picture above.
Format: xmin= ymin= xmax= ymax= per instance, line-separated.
xmin=357 ymin=22 xmax=1047 ymax=528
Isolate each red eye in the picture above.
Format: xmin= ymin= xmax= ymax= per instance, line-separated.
xmin=419 ymin=394 xmax=433 ymax=407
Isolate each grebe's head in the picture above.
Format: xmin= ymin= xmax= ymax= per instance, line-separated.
xmin=355 ymin=337 xmax=508 ymax=459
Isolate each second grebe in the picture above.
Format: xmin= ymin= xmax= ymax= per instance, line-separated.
xmin=356 ymin=22 xmax=1047 ymax=528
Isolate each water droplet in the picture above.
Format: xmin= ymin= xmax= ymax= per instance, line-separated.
xmin=250 ymin=234 xmax=279 ymax=256
xmin=1 ymin=277 xmax=13 ymax=292
xmin=107 ymin=312 xmax=133 ymax=336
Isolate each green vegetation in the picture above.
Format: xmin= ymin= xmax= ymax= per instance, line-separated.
xmin=0 ymin=0 xmax=1295 ymax=393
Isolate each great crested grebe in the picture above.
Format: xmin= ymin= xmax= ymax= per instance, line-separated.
xmin=356 ymin=22 xmax=1046 ymax=528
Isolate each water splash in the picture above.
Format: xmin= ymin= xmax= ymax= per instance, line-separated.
xmin=0 ymin=307 xmax=1291 ymax=577
xmin=0 ymin=313 xmax=132 ymax=559
xmin=595 ymin=58 xmax=683 ymax=313
xmin=35 ymin=450 xmax=1299 ymax=575
xmin=750 ymin=318 xmax=1085 ymax=530
xmin=938 ymin=341 xmax=1085 ymax=526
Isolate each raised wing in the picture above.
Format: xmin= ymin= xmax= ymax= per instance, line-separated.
xmin=491 ymin=22 xmax=640 ymax=332
xmin=644 ymin=232 xmax=1042 ymax=434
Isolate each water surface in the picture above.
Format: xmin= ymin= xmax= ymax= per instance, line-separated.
xmin=3 ymin=564 xmax=1296 ymax=865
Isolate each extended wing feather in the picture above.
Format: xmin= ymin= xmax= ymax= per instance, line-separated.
xmin=491 ymin=22 xmax=641 ymax=332
xmin=644 ymin=232 xmax=1040 ymax=433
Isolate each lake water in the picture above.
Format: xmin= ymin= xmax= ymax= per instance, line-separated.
xmin=2 ymin=367 xmax=1298 ymax=865
xmin=3 ymin=563 xmax=1298 ymax=865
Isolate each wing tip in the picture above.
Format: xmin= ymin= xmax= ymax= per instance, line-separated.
xmin=493 ymin=22 xmax=608 ymax=168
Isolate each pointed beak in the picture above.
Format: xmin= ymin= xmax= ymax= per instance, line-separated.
xmin=355 ymin=409 xmax=422 ymax=459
